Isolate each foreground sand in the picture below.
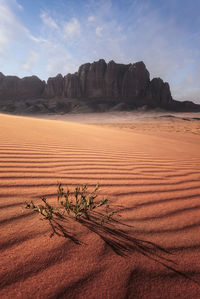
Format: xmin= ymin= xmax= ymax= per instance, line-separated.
xmin=0 ymin=113 xmax=200 ymax=298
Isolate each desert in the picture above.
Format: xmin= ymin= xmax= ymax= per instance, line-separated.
xmin=0 ymin=111 xmax=200 ymax=298
xmin=1 ymin=1 xmax=200 ymax=297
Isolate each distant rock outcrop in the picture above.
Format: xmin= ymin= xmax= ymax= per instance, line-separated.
xmin=0 ymin=74 xmax=45 ymax=101
xmin=44 ymin=74 xmax=63 ymax=98
xmin=0 ymin=59 xmax=200 ymax=113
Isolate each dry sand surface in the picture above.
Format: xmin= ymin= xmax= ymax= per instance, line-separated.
xmin=0 ymin=112 xmax=200 ymax=298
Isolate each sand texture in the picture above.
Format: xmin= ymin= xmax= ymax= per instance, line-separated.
xmin=0 ymin=112 xmax=200 ymax=298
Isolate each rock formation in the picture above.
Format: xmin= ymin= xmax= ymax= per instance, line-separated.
xmin=0 ymin=73 xmax=45 ymax=101
xmin=0 ymin=59 xmax=199 ymax=113
xmin=44 ymin=74 xmax=63 ymax=98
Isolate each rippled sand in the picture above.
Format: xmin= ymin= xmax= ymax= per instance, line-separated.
xmin=0 ymin=112 xmax=200 ymax=298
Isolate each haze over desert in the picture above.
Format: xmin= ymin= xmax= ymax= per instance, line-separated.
xmin=0 ymin=112 xmax=200 ymax=298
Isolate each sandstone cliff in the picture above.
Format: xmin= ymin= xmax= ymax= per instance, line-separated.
xmin=0 ymin=73 xmax=45 ymax=101
xmin=0 ymin=59 xmax=199 ymax=113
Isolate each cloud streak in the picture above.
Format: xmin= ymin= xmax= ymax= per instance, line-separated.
xmin=0 ymin=0 xmax=23 ymax=54
xmin=40 ymin=12 xmax=58 ymax=29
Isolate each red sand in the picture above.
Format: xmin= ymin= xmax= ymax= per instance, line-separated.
xmin=0 ymin=113 xmax=200 ymax=298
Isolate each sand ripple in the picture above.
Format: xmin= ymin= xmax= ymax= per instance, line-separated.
xmin=0 ymin=113 xmax=200 ymax=298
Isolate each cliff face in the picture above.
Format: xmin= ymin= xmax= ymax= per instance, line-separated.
xmin=0 ymin=59 xmax=200 ymax=113
xmin=44 ymin=74 xmax=63 ymax=98
xmin=44 ymin=60 xmax=153 ymax=101
xmin=0 ymin=73 xmax=45 ymax=101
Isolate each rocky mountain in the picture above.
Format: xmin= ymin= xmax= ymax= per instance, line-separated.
xmin=0 ymin=59 xmax=199 ymax=114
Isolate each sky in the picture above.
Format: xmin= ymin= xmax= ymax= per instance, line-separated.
xmin=0 ymin=0 xmax=200 ymax=103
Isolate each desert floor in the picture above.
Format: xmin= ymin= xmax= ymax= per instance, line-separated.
xmin=0 ymin=112 xmax=200 ymax=298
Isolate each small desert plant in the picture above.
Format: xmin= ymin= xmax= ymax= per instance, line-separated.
xmin=25 ymin=197 xmax=56 ymax=220
xmin=25 ymin=183 xmax=118 ymax=224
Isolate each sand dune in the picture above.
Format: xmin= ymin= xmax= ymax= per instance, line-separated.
xmin=0 ymin=113 xmax=200 ymax=298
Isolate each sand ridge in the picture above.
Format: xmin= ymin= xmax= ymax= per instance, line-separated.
xmin=0 ymin=113 xmax=200 ymax=298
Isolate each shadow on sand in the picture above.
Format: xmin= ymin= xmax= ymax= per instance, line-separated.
xmin=48 ymin=211 xmax=200 ymax=287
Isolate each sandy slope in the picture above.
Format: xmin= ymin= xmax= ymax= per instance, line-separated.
xmin=0 ymin=113 xmax=200 ymax=299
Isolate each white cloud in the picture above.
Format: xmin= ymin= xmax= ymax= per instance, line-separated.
xmin=16 ymin=2 xmax=23 ymax=11
xmin=88 ymin=15 xmax=95 ymax=22
xmin=40 ymin=12 xmax=58 ymax=29
xmin=22 ymin=51 xmax=39 ymax=71
xmin=96 ymin=26 xmax=103 ymax=37
xmin=63 ymin=18 xmax=80 ymax=39
xmin=0 ymin=0 xmax=27 ymax=56
xmin=28 ymin=34 xmax=48 ymax=44
xmin=46 ymin=56 xmax=77 ymax=77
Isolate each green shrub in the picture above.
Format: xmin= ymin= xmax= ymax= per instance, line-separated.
xmin=25 ymin=183 xmax=118 ymax=224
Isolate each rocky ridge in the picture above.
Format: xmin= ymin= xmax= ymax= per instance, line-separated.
xmin=0 ymin=59 xmax=199 ymax=114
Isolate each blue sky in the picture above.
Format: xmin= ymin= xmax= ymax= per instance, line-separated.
xmin=0 ymin=0 xmax=200 ymax=103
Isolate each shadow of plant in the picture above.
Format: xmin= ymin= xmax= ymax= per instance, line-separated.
xmin=49 ymin=217 xmax=81 ymax=244
xmin=47 ymin=206 xmax=200 ymax=287
xmin=25 ymin=183 xmax=200 ymax=287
